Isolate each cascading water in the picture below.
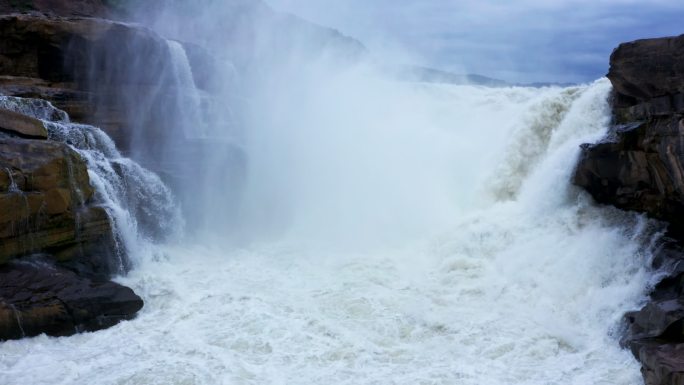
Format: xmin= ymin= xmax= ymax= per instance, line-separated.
xmin=0 ymin=96 xmax=182 ymax=272
xmin=0 ymin=2 xmax=664 ymax=383
xmin=166 ymin=40 xmax=207 ymax=139
xmin=0 ymin=75 xmax=660 ymax=384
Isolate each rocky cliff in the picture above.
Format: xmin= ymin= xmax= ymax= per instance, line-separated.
xmin=0 ymin=13 xmax=187 ymax=153
xmin=0 ymin=1 xmax=159 ymax=340
xmin=575 ymin=35 xmax=684 ymax=385
xmin=0 ymin=95 xmax=143 ymax=339
xmin=0 ymin=0 xmax=366 ymax=341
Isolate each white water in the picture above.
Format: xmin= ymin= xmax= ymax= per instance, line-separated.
xmin=46 ymin=119 xmax=183 ymax=257
xmin=0 ymin=96 xmax=182 ymax=272
xmin=0 ymin=78 xmax=659 ymax=384
xmin=166 ymin=40 xmax=207 ymax=139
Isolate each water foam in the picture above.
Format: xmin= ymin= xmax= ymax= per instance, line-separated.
xmin=0 ymin=79 xmax=657 ymax=385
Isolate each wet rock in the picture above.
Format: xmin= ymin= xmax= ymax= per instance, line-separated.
xmin=0 ymin=107 xmax=47 ymax=138
xmin=0 ymin=8 xmax=364 ymax=157
xmin=574 ymin=118 xmax=684 ymax=238
xmin=0 ymin=259 xmax=143 ymax=340
xmin=626 ymin=299 xmax=684 ymax=342
xmin=575 ymin=36 xmax=684 ymax=237
xmin=0 ymin=13 xmax=178 ymax=152
xmin=575 ymin=34 xmax=684 ymax=384
xmin=631 ymin=340 xmax=684 ymax=385
xmin=0 ymin=137 xmax=120 ymax=276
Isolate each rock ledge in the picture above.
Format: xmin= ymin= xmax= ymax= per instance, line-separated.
xmin=575 ymin=34 xmax=684 ymax=385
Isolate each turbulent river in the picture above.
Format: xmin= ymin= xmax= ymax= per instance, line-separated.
xmin=0 ymin=78 xmax=659 ymax=385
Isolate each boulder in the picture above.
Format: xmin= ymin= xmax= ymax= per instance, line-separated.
xmin=0 ymin=259 xmax=143 ymax=340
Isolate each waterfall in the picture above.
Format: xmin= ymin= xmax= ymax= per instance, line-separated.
xmin=0 ymin=4 xmax=662 ymax=382
xmin=0 ymin=77 xmax=659 ymax=385
xmin=46 ymin=122 xmax=183 ymax=271
xmin=0 ymin=96 xmax=183 ymax=272
xmin=166 ymin=40 xmax=207 ymax=139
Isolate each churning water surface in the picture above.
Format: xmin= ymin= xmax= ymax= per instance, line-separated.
xmin=0 ymin=78 xmax=657 ymax=385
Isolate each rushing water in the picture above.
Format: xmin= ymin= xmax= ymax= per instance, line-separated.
xmin=0 ymin=78 xmax=659 ymax=385
xmin=0 ymin=96 xmax=182 ymax=273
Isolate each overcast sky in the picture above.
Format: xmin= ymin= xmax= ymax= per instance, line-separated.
xmin=265 ymin=0 xmax=684 ymax=83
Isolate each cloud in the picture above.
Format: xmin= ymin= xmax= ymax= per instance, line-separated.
xmin=266 ymin=0 xmax=684 ymax=83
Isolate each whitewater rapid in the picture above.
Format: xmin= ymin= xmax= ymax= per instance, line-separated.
xmin=0 ymin=79 xmax=657 ymax=385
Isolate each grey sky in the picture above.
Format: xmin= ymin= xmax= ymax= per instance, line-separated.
xmin=265 ymin=0 xmax=684 ymax=83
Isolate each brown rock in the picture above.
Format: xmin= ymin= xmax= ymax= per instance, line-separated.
xmin=0 ymin=137 xmax=119 ymax=276
xmin=0 ymin=136 xmax=92 ymax=197
xmin=44 ymin=187 xmax=70 ymax=214
xmin=0 ymin=168 xmax=8 ymax=190
xmin=0 ymin=14 xmax=177 ymax=152
xmin=0 ymin=106 xmax=47 ymax=138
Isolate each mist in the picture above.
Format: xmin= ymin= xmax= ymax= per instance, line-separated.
xmin=0 ymin=1 xmax=664 ymax=384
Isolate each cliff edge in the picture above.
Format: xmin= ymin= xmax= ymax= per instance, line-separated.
xmin=575 ymin=35 xmax=684 ymax=385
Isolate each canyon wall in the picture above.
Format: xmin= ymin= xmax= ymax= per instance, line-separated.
xmin=575 ymin=34 xmax=684 ymax=385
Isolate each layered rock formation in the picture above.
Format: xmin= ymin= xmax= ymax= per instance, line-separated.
xmin=0 ymin=95 xmax=141 ymax=339
xmin=0 ymin=2 xmax=169 ymax=340
xmin=575 ymin=35 xmax=684 ymax=385
xmin=0 ymin=1 xmax=366 ymax=157
xmin=0 ymin=11 xmax=221 ymax=233
xmin=0 ymin=13 xmax=184 ymax=153
xmin=0 ymin=0 xmax=362 ymax=342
